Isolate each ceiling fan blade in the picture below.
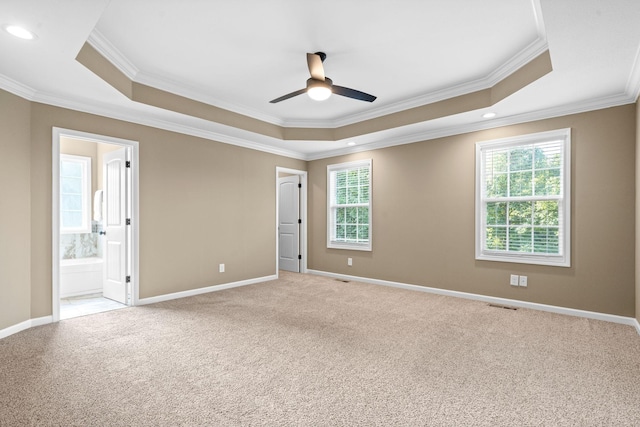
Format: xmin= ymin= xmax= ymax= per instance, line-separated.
xmin=269 ymin=88 xmax=307 ymax=103
xmin=332 ymin=85 xmax=377 ymax=102
xmin=307 ymin=53 xmax=325 ymax=81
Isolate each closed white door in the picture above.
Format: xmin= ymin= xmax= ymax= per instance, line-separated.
xmin=102 ymin=148 xmax=128 ymax=304
xmin=278 ymin=175 xmax=300 ymax=272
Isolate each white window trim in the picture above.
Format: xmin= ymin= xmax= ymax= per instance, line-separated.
xmin=475 ymin=128 xmax=571 ymax=267
xmin=327 ymin=159 xmax=372 ymax=251
xmin=60 ymin=154 xmax=92 ymax=234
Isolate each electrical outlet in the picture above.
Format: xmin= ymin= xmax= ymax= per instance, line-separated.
xmin=219 ymin=263 xmax=225 ymax=273
xmin=510 ymin=274 xmax=519 ymax=286
xmin=519 ymin=275 xmax=528 ymax=287
xmin=347 ymin=257 xmax=353 ymax=266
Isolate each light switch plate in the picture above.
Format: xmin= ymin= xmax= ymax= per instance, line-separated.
xmin=510 ymin=274 xmax=519 ymax=286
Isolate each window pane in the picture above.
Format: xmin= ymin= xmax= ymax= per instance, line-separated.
xmin=347 ymin=170 xmax=359 ymax=186
xmin=508 ymin=226 xmax=532 ymax=252
xmin=346 ymin=225 xmax=358 ymax=241
xmin=510 ymin=148 xmax=532 ymax=171
xmin=359 ymin=167 xmax=369 ymax=185
xmin=336 ymin=188 xmax=347 ymax=204
xmin=358 ymin=207 xmax=369 ymax=224
xmin=347 ymin=187 xmax=359 ymax=204
xmin=509 ymin=171 xmax=532 ymax=196
xmin=336 ymin=171 xmax=347 ymax=187
xmin=335 ymin=224 xmax=346 ymax=240
xmin=534 ymin=227 xmax=559 ymax=254
xmin=61 ymin=177 xmax=82 ymax=194
xmin=335 ymin=207 xmax=346 ymax=225
xmin=488 ymin=151 xmax=508 ymax=173
xmin=346 ymin=207 xmax=358 ymax=224
xmin=360 ymin=185 xmax=370 ymax=203
xmin=485 ymin=226 xmax=507 ymax=250
xmin=508 ymin=201 xmax=532 ymax=225
xmin=61 ymin=194 xmax=82 ymax=210
xmin=61 ymin=161 xmax=82 ymax=177
xmin=486 ymin=173 xmax=507 ymax=198
xmin=358 ymin=225 xmax=369 ymax=241
xmin=534 ymin=168 xmax=561 ymax=196
xmin=61 ymin=211 xmax=82 ymax=228
xmin=533 ymin=201 xmax=559 ymax=226
xmin=486 ymin=202 xmax=506 ymax=225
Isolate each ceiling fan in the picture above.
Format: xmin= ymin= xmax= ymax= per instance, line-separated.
xmin=269 ymin=52 xmax=377 ymax=104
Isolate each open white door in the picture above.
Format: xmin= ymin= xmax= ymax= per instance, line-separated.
xmin=102 ymin=148 xmax=128 ymax=304
xmin=278 ymin=175 xmax=300 ymax=272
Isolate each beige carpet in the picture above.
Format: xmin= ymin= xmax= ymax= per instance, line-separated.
xmin=1 ymin=272 xmax=639 ymax=426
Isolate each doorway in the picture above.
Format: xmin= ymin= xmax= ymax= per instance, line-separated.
xmin=52 ymin=128 xmax=139 ymax=322
xmin=276 ymin=168 xmax=307 ymax=274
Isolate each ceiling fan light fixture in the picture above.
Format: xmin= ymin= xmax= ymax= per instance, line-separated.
xmin=307 ymin=78 xmax=332 ymax=101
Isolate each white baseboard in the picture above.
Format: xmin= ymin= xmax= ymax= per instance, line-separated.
xmin=308 ymin=270 xmax=640 ymax=334
xmin=0 ymin=315 xmax=53 ymax=340
xmin=137 ymin=275 xmax=277 ymax=306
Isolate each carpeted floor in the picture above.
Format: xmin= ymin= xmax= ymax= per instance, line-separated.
xmin=1 ymin=272 xmax=639 ymax=426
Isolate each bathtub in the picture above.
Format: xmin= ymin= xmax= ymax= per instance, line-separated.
xmin=60 ymin=257 xmax=104 ymax=298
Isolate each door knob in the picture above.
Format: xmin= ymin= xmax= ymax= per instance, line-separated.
xmin=99 ymin=231 xmax=106 ymax=236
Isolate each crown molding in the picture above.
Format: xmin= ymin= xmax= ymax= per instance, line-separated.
xmin=625 ymin=41 xmax=640 ymax=102
xmin=0 ymin=73 xmax=36 ymax=100
xmin=87 ymin=29 xmax=139 ymax=79
xmin=2 ymin=72 xmax=633 ymax=163
xmin=304 ymin=92 xmax=635 ymax=161
xmin=29 ymin=90 xmax=306 ymax=160
xmin=285 ymin=42 xmax=549 ymax=129
xmin=87 ymin=0 xmax=549 ymax=132
xmin=134 ymin=70 xmax=286 ymax=126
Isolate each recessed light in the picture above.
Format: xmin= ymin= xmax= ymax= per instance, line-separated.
xmin=347 ymin=141 xmax=356 ymax=146
xmin=4 ymin=24 xmax=37 ymax=40
xmin=482 ymin=112 xmax=497 ymax=119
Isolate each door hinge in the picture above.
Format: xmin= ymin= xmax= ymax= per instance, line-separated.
xmin=126 ymin=161 xmax=131 ymax=168
xmin=126 ymin=276 xmax=131 ymax=283
xmin=298 ymin=219 xmax=302 ymax=224
xmin=126 ymin=218 xmax=131 ymax=225
xmin=298 ymin=255 xmax=302 ymax=260
xmin=298 ymin=183 xmax=302 ymax=188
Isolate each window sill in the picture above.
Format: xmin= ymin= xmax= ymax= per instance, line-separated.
xmin=476 ymin=252 xmax=570 ymax=267
xmin=328 ymin=242 xmax=372 ymax=252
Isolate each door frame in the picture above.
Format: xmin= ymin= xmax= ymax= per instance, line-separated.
xmin=52 ymin=127 xmax=140 ymax=322
xmin=275 ymin=167 xmax=307 ymax=275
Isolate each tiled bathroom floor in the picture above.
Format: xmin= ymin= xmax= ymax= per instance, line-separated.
xmin=60 ymin=293 xmax=127 ymax=320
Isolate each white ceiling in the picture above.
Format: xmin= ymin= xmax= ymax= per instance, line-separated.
xmin=1 ymin=0 xmax=639 ymax=160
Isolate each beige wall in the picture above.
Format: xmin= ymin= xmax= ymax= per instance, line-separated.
xmin=0 ymin=91 xmax=31 ymax=329
xmin=26 ymin=100 xmax=305 ymax=317
xmin=308 ymin=105 xmax=636 ymax=317
xmin=0 ymin=86 xmax=637 ymax=331
xmin=636 ymin=96 xmax=640 ymax=324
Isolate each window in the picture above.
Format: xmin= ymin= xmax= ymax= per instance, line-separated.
xmin=327 ymin=159 xmax=372 ymax=251
xmin=476 ymin=129 xmax=570 ymax=267
xmin=60 ymin=154 xmax=92 ymax=234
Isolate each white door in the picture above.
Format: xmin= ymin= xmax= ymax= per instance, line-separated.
xmin=102 ymin=148 xmax=128 ymax=304
xmin=278 ymin=175 xmax=300 ymax=272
